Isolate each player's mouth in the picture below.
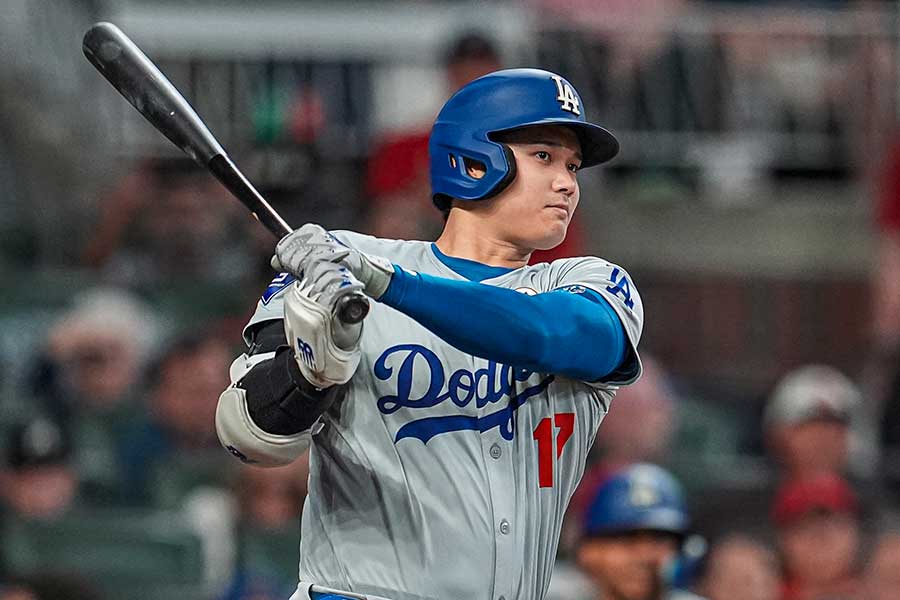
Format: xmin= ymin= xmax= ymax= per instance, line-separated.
xmin=545 ymin=203 xmax=570 ymax=217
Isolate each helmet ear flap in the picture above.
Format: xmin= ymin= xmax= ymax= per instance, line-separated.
xmin=479 ymin=143 xmax=517 ymax=200
xmin=432 ymin=144 xmax=517 ymax=210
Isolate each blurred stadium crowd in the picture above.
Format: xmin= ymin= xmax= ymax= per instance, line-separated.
xmin=2 ymin=1 xmax=900 ymax=600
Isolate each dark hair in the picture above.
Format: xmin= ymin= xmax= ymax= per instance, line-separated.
xmin=442 ymin=32 xmax=499 ymax=67
xmin=144 ymin=328 xmax=223 ymax=389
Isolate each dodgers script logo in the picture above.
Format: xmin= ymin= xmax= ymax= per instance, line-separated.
xmin=374 ymin=344 xmax=555 ymax=444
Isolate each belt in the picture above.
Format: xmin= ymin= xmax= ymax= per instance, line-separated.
xmin=309 ymin=587 xmax=371 ymax=600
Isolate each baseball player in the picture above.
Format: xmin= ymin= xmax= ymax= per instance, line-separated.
xmin=216 ymin=69 xmax=643 ymax=600
xmin=576 ymin=464 xmax=705 ymax=600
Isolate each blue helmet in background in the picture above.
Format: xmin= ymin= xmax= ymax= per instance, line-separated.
xmin=429 ymin=68 xmax=619 ymax=209
xmin=582 ymin=463 xmax=689 ymax=538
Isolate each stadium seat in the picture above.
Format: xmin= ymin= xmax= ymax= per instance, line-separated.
xmin=2 ymin=508 xmax=207 ymax=600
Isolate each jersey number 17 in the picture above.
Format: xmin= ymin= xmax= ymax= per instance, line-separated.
xmin=532 ymin=413 xmax=575 ymax=488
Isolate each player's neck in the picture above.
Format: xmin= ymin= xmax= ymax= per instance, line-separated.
xmin=436 ymin=211 xmax=531 ymax=268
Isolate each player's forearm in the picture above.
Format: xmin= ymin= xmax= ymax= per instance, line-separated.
xmin=215 ymin=321 xmax=340 ymax=466
xmin=379 ymin=267 xmax=627 ymax=380
xmin=238 ymin=347 xmax=337 ymax=434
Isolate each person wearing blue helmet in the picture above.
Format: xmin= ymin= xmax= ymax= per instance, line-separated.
xmin=218 ymin=68 xmax=643 ymax=600
xmin=577 ymin=464 xmax=705 ymax=600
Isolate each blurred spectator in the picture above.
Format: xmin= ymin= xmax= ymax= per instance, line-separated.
xmin=874 ymin=136 xmax=900 ymax=349
xmin=82 ymin=158 xmax=266 ymax=288
xmin=873 ymin=135 xmax=900 ymax=476
xmin=563 ymin=357 xmax=678 ymax=551
xmin=28 ymin=287 xmax=162 ymax=503
xmin=235 ymin=456 xmax=309 ymax=532
xmin=120 ymin=329 xmax=236 ymax=506
xmin=698 ymin=534 xmax=779 ymax=600
xmin=763 ymin=364 xmax=874 ymax=482
xmin=590 ymin=356 xmax=678 ymax=473
xmin=772 ymin=474 xmax=862 ymax=600
xmin=864 ymin=532 xmax=900 ymax=600
xmin=0 ymin=417 xmax=77 ymax=520
xmin=0 ymin=584 xmax=37 ymax=600
xmin=11 ymin=574 xmax=103 ymax=600
xmin=364 ymin=32 xmax=502 ymax=241
xmin=32 ymin=287 xmax=161 ymax=418
xmin=216 ymin=458 xmax=310 ymax=600
xmin=574 ymin=463 xmax=704 ymax=600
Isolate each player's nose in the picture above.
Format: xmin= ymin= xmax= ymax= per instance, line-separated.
xmin=551 ymin=166 xmax=577 ymax=195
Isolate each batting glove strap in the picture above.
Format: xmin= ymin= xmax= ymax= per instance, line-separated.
xmin=345 ymin=251 xmax=395 ymax=300
xmin=283 ymin=280 xmax=362 ymax=388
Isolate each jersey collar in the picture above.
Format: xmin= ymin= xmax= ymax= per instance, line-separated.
xmin=430 ymin=243 xmax=516 ymax=282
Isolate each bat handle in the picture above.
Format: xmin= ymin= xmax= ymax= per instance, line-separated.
xmin=336 ymin=292 xmax=370 ymax=325
xmin=206 ymin=154 xmax=370 ymax=325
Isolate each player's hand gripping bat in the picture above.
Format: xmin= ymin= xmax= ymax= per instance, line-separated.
xmin=82 ymin=22 xmax=370 ymax=325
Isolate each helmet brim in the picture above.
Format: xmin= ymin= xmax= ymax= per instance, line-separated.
xmin=583 ymin=507 xmax=689 ymax=539
xmin=491 ymin=119 xmax=620 ymax=168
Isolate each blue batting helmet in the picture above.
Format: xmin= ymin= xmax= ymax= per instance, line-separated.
xmin=582 ymin=464 xmax=689 ymax=538
xmin=429 ymin=68 xmax=619 ymax=209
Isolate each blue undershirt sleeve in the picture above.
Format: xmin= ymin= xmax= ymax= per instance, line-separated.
xmin=379 ymin=266 xmax=627 ymax=381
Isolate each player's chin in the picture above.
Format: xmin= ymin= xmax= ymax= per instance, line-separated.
xmin=531 ymin=222 xmax=569 ymax=251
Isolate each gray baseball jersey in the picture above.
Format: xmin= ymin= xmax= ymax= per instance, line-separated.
xmin=245 ymin=231 xmax=644 ymax=600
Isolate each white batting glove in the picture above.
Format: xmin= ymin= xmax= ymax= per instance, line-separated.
xmin=271 ymin=223 xmax=394 ymax=299
xmin=283 ymin=260 xmax=365 ymax=388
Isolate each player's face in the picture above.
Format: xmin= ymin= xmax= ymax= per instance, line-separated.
xmin=775 ymin=420 xmax=849 ymax=478
xmin=577 ymin=531 xmax=679 ymax=600
xmin=482 ymin=125 xmax=583 ymax=251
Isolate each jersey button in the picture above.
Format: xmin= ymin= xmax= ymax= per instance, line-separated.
xmin=490 ymin=444 xmax=502 ymax=459
xmin=499 ymin=519 xmax=510 ymax=535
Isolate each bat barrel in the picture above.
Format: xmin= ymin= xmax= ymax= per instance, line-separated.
xmin=83 ymin=22 xmax=370 ymax=326
xmin=82 ymin=22 xmax=224 ymax=164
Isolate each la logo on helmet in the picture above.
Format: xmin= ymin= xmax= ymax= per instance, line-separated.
xmin=550 ymin=75 xmax=580 ymax=115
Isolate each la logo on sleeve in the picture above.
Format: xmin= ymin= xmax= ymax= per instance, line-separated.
xmin=550 ymin=75 xmax=580 ymax=116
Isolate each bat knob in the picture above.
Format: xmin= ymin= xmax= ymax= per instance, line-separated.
xmin=336 ymin=292 xmax=370 ymax=325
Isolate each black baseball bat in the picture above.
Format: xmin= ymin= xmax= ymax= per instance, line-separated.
xmin=82 ymin=22 xmax=370 ymax=325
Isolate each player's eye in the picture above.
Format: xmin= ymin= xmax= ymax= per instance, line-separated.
xmin=535 ymin=150 xmax=551 ymax=161
xmin=567 ymin=162 xmax=580 ymax=173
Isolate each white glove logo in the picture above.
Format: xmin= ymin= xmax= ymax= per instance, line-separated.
xmin=295 ymin=337 xmax=316 ymax=368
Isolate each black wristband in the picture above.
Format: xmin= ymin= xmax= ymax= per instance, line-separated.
xmin=240 ymin=346 xmax=341 ymax=436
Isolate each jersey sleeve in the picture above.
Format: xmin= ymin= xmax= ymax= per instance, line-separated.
xmin=552 ymin=257 xmax=644 ymax=387
xmin=242 ymin=272 xmax=293 ymax=345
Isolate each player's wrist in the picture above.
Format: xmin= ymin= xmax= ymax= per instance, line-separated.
xmin=377 ymin=264 xmax=412 ymax=307
xmin=354 ymin=252 xmax=395 ymax=299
